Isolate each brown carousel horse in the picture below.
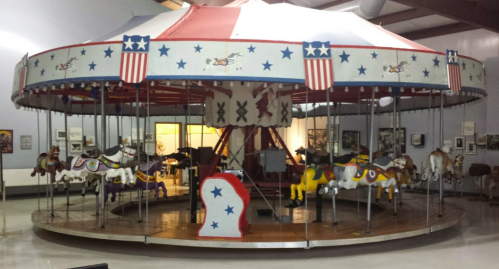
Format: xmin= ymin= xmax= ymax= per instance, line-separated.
xmin=31 ymin=145 xmax=65 ymax=178
xmin=351 ymin=144 xmax=384 ymax=160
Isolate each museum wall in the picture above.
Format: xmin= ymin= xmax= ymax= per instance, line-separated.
xmin=1 ymin=1 xmax=498 ymax=193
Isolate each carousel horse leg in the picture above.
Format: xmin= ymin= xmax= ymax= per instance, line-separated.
xmin=158 ymin=181 xmax=168 ymax=199
xmin=388 ymin=185 xmax=394 ymax=203
xmin=289 ymin=184 xmax=297 ymax=205
xmin=376 ymin=186 xmax=382 ymax=202
xmin=296 ymin=184 xmax=304 ymax=206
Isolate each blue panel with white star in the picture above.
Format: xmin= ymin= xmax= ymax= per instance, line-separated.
xmin=122 ymin=35 xmax=150 ymax=52
xmin=303 ymin=41 xmax=330 ymax=58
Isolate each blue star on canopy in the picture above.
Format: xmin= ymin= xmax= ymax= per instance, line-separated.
xmin=81 ymin=49 xmax=86 ymax=56
xmin=211 ymin=186 xmax=222 ymax=198
xmin=248 ymin=45 xmax=256 ymax=53
xmin=211 ymin=221 xmax=219 ymax=229
xmin=423 ymin=68 xmax=429 ymax=77
xmin=358 ymin=65 xmax=366 ymax=75
xmin=89 ymin=61 xmax=96 ymax=70
xmin=159 ymin=45 xmax=170 ymax=56
xmin=225 ymin=205 xmax=234 ymax=215
xmin=177 ymin=59 xmax=187 ymax=69
xmin=371 ymin=51 xmax=378 ymax=59
xmin=50 ymin=54 xmax=54 ymax=60
xmin=411 ymin=54 xmax=417 ymax=61
xmin=34 ymin=59 xmax=39 ymax=67
xmin=433 ymin=56 xmax=440 ymax=67
xmin=40 ymin=68 xmax=45 ymax=76
xmin=462 ymin=62 xmax=466 ymax=70
xmin=194 ymin=44 xmax=202 ymax=52
xmin=104 ymin=47 xmax=114 ymax=58
xmin=262 ymin=60 xmax=272 ymax=71
xmin=339 ymin=51 xmax=350 ymax=63
xmin=281 ymin=47 xmax=293 ymax=59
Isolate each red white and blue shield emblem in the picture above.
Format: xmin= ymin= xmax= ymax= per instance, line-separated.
xmin=120 ymin=35 xmax=150 ymax=84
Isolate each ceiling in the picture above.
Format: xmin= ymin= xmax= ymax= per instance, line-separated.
xmin=153 ymin=0 xmax=499 ymax=41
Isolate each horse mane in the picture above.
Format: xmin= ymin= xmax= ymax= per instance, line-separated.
xmin=104 ymin=145 xmax=122 ymax=156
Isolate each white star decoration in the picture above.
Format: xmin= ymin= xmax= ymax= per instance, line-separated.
xmin=124 ymin=38 xmax=134 ymax=49
xmin=136 ymin=38 xmax=147 ymax=50
xmin=318 ymin=44 xmax=329 ymax=56
xmin=305 ymin=44 xmax=316 ymax=56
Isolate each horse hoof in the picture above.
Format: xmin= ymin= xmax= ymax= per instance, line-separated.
xmin=319 ymin=187 xmax=326 ymax=195
xmin=111 ymin=197 xmax=116 ymax=202
xmin=375 ymin=198 xmax=379 ymax=203
xmin=296 ymin=199 xmax=303 ymax=206
xmin=164 ymin=195 xmax=168 ymax=200
xmin=154 ymin=196 xmax=158 ymax=200
xmin=389 ymin=199 xmax=392 ymax=204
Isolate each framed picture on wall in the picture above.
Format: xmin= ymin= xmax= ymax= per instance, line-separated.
xmin=84 ymin=136 xmax=95 ymax=147
xmin=20 ymin=135 xmax=32 ymax=150
xmin=475 ymin=133 xmax=486 ymax=146
xmin=0 ymin=130 xmax=13 ymax=153
xmin=487 ymin=135 xmax=499 ymax=150
xmin=308 ymin=129 xmax=328 ymax=152
xmin=342 ymin=130 xmax=360 ymax=149
xmin=411 ymin=134 xmax=424 ymax=146
xmin=145 ymin=133 xmax=154 ymax=142
xmin=466 ymin=142 xmax=477 ymax=155
xmin=69 ymin=127 xmax=83 ymax=141
xmin=70 ymin=142 xmax=82 ymax=153
xmin=56 ymin=130 xmax=67 ymax=141
xmin=378 ymin=128 xmax=406 ymax=154
xmin=455 ymin=137 xmax=464 ymax=150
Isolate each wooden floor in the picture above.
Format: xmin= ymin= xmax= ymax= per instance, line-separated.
xmin=32 ymin=189 xmax=465 ymax=249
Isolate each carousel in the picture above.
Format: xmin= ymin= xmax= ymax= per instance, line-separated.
xmin=11 ymin=0 xmax=485 ymax=248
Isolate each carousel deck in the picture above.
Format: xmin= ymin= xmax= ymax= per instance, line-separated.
xmin=32 ymin=190 xmax=464 ymax=249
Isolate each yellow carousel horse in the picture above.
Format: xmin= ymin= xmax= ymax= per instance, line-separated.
xmin=289 ymin=166 xmax=335 ymax=206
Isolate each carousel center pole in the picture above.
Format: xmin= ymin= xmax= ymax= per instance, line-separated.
xmin=100 ymin=82 xmax=106 ymax=228
xmin=326 ymin=88 xmax=337 ymax=226
xmin=367 ymin=87 xmax=376 ymax=234
xmin=439 ymin=90 xmax=444 ymax=218
xmin=93 ymin=96 xmax=99 ymax=216
xmin=48 ymin=87 xmax=54 ymax=217
xmin=136 ymin=84 xmax=142 ymax=223
xmin=64 ymin=103 xmax=70 ymax=206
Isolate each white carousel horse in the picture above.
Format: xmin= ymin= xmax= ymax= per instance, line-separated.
xmin=338 ymin=163 xmax=398 ymax=197
xmin=422 ymin=145 xmax=454 ymax=181
xmin=55 ymin=145 xmax=136 ymax=195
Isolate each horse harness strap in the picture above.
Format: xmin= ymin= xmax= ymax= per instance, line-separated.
xmin=136 ymin=170 xmax=156 ymax=183
xmin=97 ymin=156 xmax=122 ymax=169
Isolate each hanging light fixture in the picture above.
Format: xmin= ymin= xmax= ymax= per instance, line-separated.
xmin=295 ymin=84 xmax=299 ymax=90
xmin=411 ymin=88 xmax=415 ymax=93
xmin=166 ymin=80 xmax=170 ymax=86
xmin=105 ymin=81 xmax=110 ymax=87
xmin=118 ymin=81 xmax=123 ymax=87
xmin=92 ymin=82 xmax=97 ymax=87
xmin=345 ymin=87 xmax=349 ymax=92
xmin=247 ymin=82 xmax=250 ymax=87
xmin=70 ymin=83 xmax=74 ymax=88
xmin=329 ymin=87 xmax=334 ymax=93
xmin=182 ymin=80 xmax=186 ymax=86
xmin=388 ymin=87 xmax=392 ymax=93
xmin=400 ymin=87 xmax=404 ymax=93
xmin=60 ymin=84 xmax=65 ymax=89
xmin=360 ymin=87 xmax=364 ymax=92
xmin=214 ymin=81 xmax=217 ymax=87
xmin=198 ymin=80 xmax=202 ymax=86
xmin=279 ymin=83 xmax=282 ymax=89
xmin=264 ymin=82 xmax=268 ymax=88
xmin=230 ymin=81 xmax=234 ymax=87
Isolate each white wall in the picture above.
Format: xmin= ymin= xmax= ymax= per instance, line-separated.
xmin=0 ymin=0 xmax=170 ymax=171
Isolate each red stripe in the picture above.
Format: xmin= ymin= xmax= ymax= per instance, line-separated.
xmin=131 ymin=54 xmax=136 ymax=83
xmin=124 ymin=54 xmax=130 ymax=82
xmin=304 ymin=60 xmax=310 ymax=90
xmin=120 ymin=53 xmax=125 ymax=81
xmin=142 ymin=55 xmax=148 ymax=81
xmin=316 ymin=59 xmax=322 ymax=90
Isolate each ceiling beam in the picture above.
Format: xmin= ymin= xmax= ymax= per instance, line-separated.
xmin=392 ymin=0 xmax=499 ymax=33
xmin=368 ymin=8 xmax=433 ymax=26
xmin=400 ymin=22 xmax=480 ymax=40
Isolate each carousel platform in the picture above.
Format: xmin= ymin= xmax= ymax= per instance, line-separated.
xmin=31 ymin=189 xmax=464 ymax=249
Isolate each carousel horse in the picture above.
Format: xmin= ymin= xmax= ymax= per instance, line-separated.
xmin=351 ymin=144 xmax=384 ymax=160
xmin=371 ymin=157 xmax=407 ymax=202
xmin=488 ymin=166 xmax=499 ymax=200
xmin=55 ymin=145 xmax=136 ymax=196
xmin=422 ymin=145 xmax=454 ymax=182
xmin=338 ymin=163 xmax=399 ymax=202
xmin=295 ymin=147 xmax=369 ymax=167
xmin=31 ymin=145 xmax=65 ymax=178
xmin=105 ymin=161 xmax=167 ymax=202
xmin=289 ymin=166 xmax=338 ymax=206
xmin=444 ymin=154 xmax=465 ymax=185
xmin=469 ymin=163 xmax=491 ymax=190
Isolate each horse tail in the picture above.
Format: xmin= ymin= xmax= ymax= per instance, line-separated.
xmin=66 ymin=156 xmax=74 ymax=170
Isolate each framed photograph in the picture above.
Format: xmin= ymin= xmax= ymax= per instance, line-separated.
xmin=378 ymin=128 xmax=406 ymax=154
xmin=308 ymin=129 xmax=328 ymax=152
xmin=455 ymin=137 xmax=464 ymax=150
xmin=56 ymin=130 xmax=67 ymax=141
xmin=69 ymin=127 xmax=83 ymax=141
xmin=145 ymin=133 xmax=154 ymax=142
xmin=466 ymin=142 xmax=477 ymax=155
xmin=342 ymin=130 xmax=360 ymax=149
xmin=476 ymin=133 xmax=487 ymax=146
xmin=84 ymin=136 xmax=95 ymax=147
xmin=0 ymin=130 xmax=13 ymax=153
xmin=122 ymin=136 xmax=131 ymax=146
xmin=411 ymin=134 xmax=425 ymax=146
xmin=487 ymin=135 xmax=499 ymax=150
xmin=20 ymin=135 xmax=32 ymax=150
xmin=463 ymin=121 xmax=475 ymax=136
xmin=70 ymin=142 xmax=82 ymax=153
